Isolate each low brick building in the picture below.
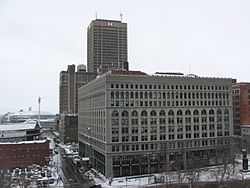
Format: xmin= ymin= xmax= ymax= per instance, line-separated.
xmin=0 ymin=140 xmax=50 ymax=170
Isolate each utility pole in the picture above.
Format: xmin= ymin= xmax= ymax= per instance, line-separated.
xmin=38 ymin=97 xmax=41 ymax=125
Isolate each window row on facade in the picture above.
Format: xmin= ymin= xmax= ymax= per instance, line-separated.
xmin=110 ymin=91 xmax=230 ymax=100
xmin=110 ymin=99 xmax=229 ymax=108
xmin=110 ymin=83 xmax=229 ymax=91
xmin=111 ymin=138 xmax=230 ymax=153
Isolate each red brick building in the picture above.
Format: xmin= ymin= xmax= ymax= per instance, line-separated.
xmin=232 ymin=83 xmax=250 ymax=135
xmin=0 ymin=140 xmax=49 ymax=170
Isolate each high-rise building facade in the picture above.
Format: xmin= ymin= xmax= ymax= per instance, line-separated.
xmin=78 ymin=70 xmax=235 ymax=178
xmin=59 ymin=64 xmax=97 ymax=114
xmin=232 ymin=83 xmax=250 ymax=136
xmin=87 ymin=19 xmax=128 ymax=74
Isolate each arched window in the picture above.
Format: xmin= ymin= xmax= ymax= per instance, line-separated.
xmin=217 ymin=109 xmax=222 ymax=123
xmin=141 ymin=110 xmax=147 ymax=117
xmin=209 ymin=109 xmax=214 ymax=115
xmin=111 ymin=111 xmax=119 ymax=126
xmin=224 ymin=109 xmax=229 ymax=115
xmin=159 ymin=110 xmax=165 ymax=116
xmin=122 ymin=111 xmax=129 ymax=117
xmin=217 ymin=109 xmax=222 ymax=115
xmin=193 ymin=110 xmax=199 ymax=116
xmin=150 ymin=110 xmax=157 ymax=116
xmin=201 ymin=109 xmax=206 ymax=115
xmin=159 ymin=110 xmax=166 ymax=125
xmin=150 ymin=110 xmax=157 ymax=125
xmin=112 ymin=110 xmax=119 ymax=118
xmin=131 ymin=110 xmax=138 ymax=117
xmin=177 ymin=110 xmax=182 ymax=116
xmin=185 ymin=110 xmax=191 ymax=116
xmin=141 ymin=110 xmax=148 ymax=125
xmin=131 ymin=110 xmax=138 ymax=125
xmin=122 ymin=111 xmax=129 ymax=126
xmin=224 ymin=109 xmax=229 ymax=123
xmin=168 ymin=110 xmax=174 ymax=116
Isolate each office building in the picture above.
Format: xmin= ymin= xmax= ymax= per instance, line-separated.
xmin=59 ymin=114 xmax=78 ymax=144
xmin=59 ymin=64 xmax=97 ymax=114
xmin=78 ymin=70 xmax=235 ymax=178
xmin=232 ymin=83 xmax=250 ymax=136
xmin=87 ymin=19 xmax=128 ymax=74
xmin=232 ymin=83 xmax=250 ymax=151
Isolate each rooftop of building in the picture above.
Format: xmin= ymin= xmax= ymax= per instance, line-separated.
xmin=101 ymin=69 xmax=235 ymax=81
xmin=233 ymin=82 xmax=250 ymax=87
xmin=0 ymin=120 xmax=39 ymax=132
xmin=95 ymin=18 xmax=122 ymax=23
xmin=0 ymin=139 xmax=47 ymax=145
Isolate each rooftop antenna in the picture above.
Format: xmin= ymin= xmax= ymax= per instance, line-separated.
xmin=120 ymin=13 xmax=123 ymax=22
xmin=95 ymin=12 xmax=98 ymax=19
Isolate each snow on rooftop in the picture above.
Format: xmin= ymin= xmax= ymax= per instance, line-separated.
xmin=0 ymin=139 xmax=47 ymax=145
xmin=0 ymin=121 xmax=38 ymax=131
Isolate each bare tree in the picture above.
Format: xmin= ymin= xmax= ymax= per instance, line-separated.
xmin=161 ymin=163 xmax=173 ymax=188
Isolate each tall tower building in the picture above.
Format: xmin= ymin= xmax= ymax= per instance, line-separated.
xmin=87 ymin=19 xmax=128 ymax=74
xmin=59 ymin=64 xmax=97 ymax=114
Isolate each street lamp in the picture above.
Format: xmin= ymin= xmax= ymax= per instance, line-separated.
xmin=87 ymin=127 xmax=92 ymax=166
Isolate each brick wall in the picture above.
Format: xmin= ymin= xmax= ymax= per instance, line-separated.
xmin=0 ymin=140 xmax=50 ymax=170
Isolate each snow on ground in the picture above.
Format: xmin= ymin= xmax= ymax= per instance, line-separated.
xmin=88 ymin=155 xmax=250 ymax=188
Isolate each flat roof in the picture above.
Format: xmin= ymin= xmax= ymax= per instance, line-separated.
xmin=0 ymin=139 xmax=47 ymax=145
xmin=0 ymin=122 xmax=38 ymax=131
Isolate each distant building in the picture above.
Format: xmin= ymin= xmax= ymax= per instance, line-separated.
xmin=6 ymin=109 xmax=55 ymax=123
xmin=0 ymin=140 xmax=49 ymax=170
xmin=59 ymin=64 xmax=97 ymax=114
xmin=87 ymin=19 xmax=128 ymax=74
xmin=59 ymin=114 xmax=78 ymax=144
xmin=0 ymin=120 xmax=41 ymax=142
xmin=39 ymin=119 xmax=56 ymax=130
xmin=232 ymin=83 xmax=250 ymax=136
xmin=78 ymin=70 xmax=235 ymax=177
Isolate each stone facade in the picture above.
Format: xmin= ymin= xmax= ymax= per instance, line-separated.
xmin=78 ymin=71 xmax=235 ymax=178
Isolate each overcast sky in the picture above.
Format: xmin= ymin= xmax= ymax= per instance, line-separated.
xmin=0 ymin=0 xmax=249 ymax=114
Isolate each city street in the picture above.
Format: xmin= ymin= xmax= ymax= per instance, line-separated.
xmin=59 ymin=147 xmax=91 ymax=188
xmin=46 ymin=131 xmax=91 ymax=188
